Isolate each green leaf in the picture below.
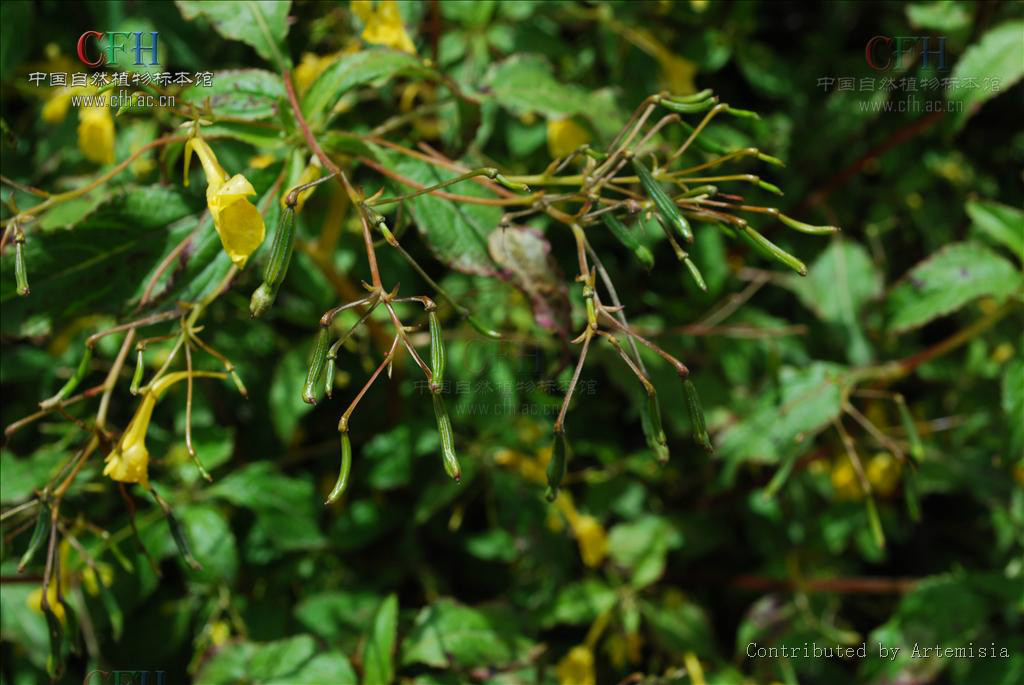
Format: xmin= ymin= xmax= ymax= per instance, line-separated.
xmin=717 ymin=362 xmax=847 ymax=467
xmin=295 ymin=590 xmax=384 ymax=650
xmin=302 ymin=49 xmax=425 ymax=127
xmin=948 ymin=20 xmax=1024 ymax=129
xmin=1003 ymin=357 xmax=1024 ymax=456
xmin=906 ymin=2 xmax=972 ymax=32
xmin=640 ymin=597 xmax=715 ymax=658
xmin=363 ymin=594 xmax=399 ymax=685
xmin=966 ymin=199 xmax=1024 ymax=261
xmin=483 ymin=54 xmax=596 ymax=119
xmin=886 ymin=242 xmax=1023 ymax=332
xmin=788 ymin=239 xmax=883 ymax=325
xmin=382 ymin=151 xmax=502 ymax=275
xmin=0 ymin=186 xmax=198 ymax=335
xmin=180 ymin=504 xmax=238 ymax=582
xmin=197 ymin=635 xmax=355 ymax=685
xmin=401 ymin=599 xmax=534 ymax=669
xmin=180 ymin=69 xmax=285 ymax=120
xmin=608 ymin=515 xmax=682 ymax=588
xmin=539 ymin=579 xmax=618 ymax=628
xmin=176 ymin=0 xmax=292 ymax=69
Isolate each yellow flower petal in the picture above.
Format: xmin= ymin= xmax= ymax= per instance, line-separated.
xmin=42 ymin=90 xmax=73 ymax=124
xmin=547 ymin=118 xmax=591 ymax=158
xmin=352 ymin=0 xmax=416 ymax=54
xmin=78 ymin=105 xmax=115 ymax=165
xmin=573 ymin=515 xmax=608 ymax=568
xmin=557 ymin=645 xmax=595 ymax=685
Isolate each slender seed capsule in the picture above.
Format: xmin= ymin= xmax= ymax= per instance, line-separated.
xmin=467 ymin=314 xmax=501 ymax=339
xmin=666 ymin=88 xmax=715 ymax=103
xmin=739 ymin=225 xmax=807 ymax=276
xmin=724 ymin=105 xmax=760 ymax=119
xmin=431 ymin=393 xmax=460 ymax=481
xmin=683 ymin=257 xmax=707 ymax=292
xmin=40 ymin=346 xmax=93 ymax=408
xmin=303 ymin=327 xmax=329 ymax=405
xmin=778 ymin=213 xmax=840 ymax=235
xmin=633 ymin=159 xmax=693 ymax=243
xmin=249 ymin=207 xmax=296 ymax=318
xmin=865 ymin=496 xmax=885 ymax=549
xmin=677 ymin=121 xmax=730 ymax=155
xmin=640 ymin=390 xmax=670 ymax=464
xmin=545 ymin=430 xmax=569 ymax=500
xmin=429 ymin=310 xmax=445 ymax=390
xmin=17 ymin=502 xmax=49 ymax=572
xmin=324 ymin=355 xmax=336 ymax=399
xmin=326 ymin=432 xmax=353 ymax=504
xmin=658 ymin=97 xmax=717 ymax=114
xmin=683 ymin=379 xmax=713 ymax=452
xmin=130 ymin=348 xmax=145 ymax=395
xmin=895 ymin=394 xmax=924 ymax=462
xmin=14 ymin=231 xmax=29 ymax=296
xmin=602 ymin=214 xmax=655 ymax=269
xmin=164 ymin=508 xmax=201 ymax=570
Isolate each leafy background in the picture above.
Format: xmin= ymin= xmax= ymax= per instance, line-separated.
xmin=1 ymin=2 xmax=1023 ymax=684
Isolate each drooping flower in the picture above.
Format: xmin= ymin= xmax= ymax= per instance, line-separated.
xmin=351 ymin=0 xmax=417 ymax=54
xmin=26 ymin=541 xmax=71 ymax=623
xmin=77 ymin=102 xmax=116 ymax=165
xmin=556 ymin=645 xmax=596 ymax=685
xmin=184 ymin=136 xmax=266 ymax=267
xmin=103 ymin=371 xmax=225 ymax=488
xmin=572 ymin=514 xmax=609 ymax=568
xmin=547 ymin=118 xmax=591 ymax=158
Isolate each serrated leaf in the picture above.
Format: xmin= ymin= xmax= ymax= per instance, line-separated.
xmin=483 ymin=54 xmax=595 ymax=119
xmin=0 ymin=186 xmax=198 ymax=335
xmin=302 ymin=49 xmax=425 ymax=126
xmin=401 ymin=599 xmax=534 ymax=669
xmin=381 ymin=151 xmax=502 ymax=275
xmin=363 ymin=594 xmax=398 ymax=685
xmin=176 ymin=0 xmax=292 ymax=68
xmin=948 ymin=20 xmax=1024 ymax=129
xmin=966 ymin=199 xmax=1024 ymax=260
xmin=886 ymin=242 xmax=1022 ymax=332
xmin=540 ymin=579 xmax=618 ymax=628
xmin=717 ymin=362 xmax=847 ymax=466
xmin=181 ymin=69 xmax=284 ymax=120
xmin=789 ymin=239 xmax=883 ymax=325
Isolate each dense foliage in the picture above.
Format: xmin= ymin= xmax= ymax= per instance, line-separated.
xmin=2 ymin=2 xmax=1022 ymax=684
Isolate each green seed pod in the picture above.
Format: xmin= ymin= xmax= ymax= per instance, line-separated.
xmin=666 ymin=88 xmax=714 ymax=104
xmin=895 ymin=395 xmax=924 ymax=462
xmin=41 ymin=346 xmax=93 ymax=408
xmin=164 ymin=508 xmax=201 ymax=571
xmin=431 ymin=393 xmax=460 ymax=481
xmin=658 ymin=97 xmax=717 ymax=114
xmin=326 ymin=432 xmax=353 ymax=504
xmin=602 ymin=213 xmax=655 ymax=269
xmin=757 ymin=179 xmax=784 ymax=196
xmin=429 ymin=311 xmax=445 ymax=390
xmin=303 ymin=327 xmax=329 ymax=405
xmin=683 ymin=379 xmax=713 ymax=452
xmin=130 ymin=348 xmax=144 ymax=395
xmin=640 ymin=390 xmax=670 ymax=464
xmin=249 ymin=207 xmax=296 ymax=318
xmin=739 ymin=225 xmax=807 ymax=276
xmin=633 ymin=159 xmax=693 ymax=243
xmin=724 ymin=105 xmax=760 ymax=119
xmin=865 ymin=496 xmax=885 ymax=550
xmin=683 ymin=257 xmax=707 ymax=292
xmin=467 ymin=314 xmax=501 ymax=339
xmin=545 ymin=430 xmax=569 ymax=500
xmin=14 ymin=232 xmax=29 ymax=296
xmin=778 ymin=213 xmax=839 ymax=234
xmin=324 ymin=356 xmax=336 ymax=399
xmin=17 ymin=502 xmax=49 ymax=572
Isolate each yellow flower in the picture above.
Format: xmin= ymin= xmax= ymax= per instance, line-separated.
xmin=293 ymin=51 xmax=341 ymax=94
xmin=867 ymin=452 xmax=901 ymax=497
xmin=82 ymin=563 xmax=114 ymax=596
xmin=352 ymin=0 xmax=416 ymax=54
xmin=557 ymin=645 xmax=596 ymax=685
xmin=547 ymin=118 xmax=591 ymax=158
xmin=78 ymin=104 xmax=115 ymax=165
xmin=103 ymin=371 xmax=224 ymax=488
xmin=27 ymin=541 xmax=71 ymax=623
xmin=42 ymin=88 xmax=75 ymax=124
xmin=573 ymin=515 xmax=609 ymax=568
xmin=830 ymin=456 xmax=863 ymax=501
xmin=185 ymin=136 xmax=266 ymax=267
xmin=209 ymin=620 xmax=231 ymax=647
